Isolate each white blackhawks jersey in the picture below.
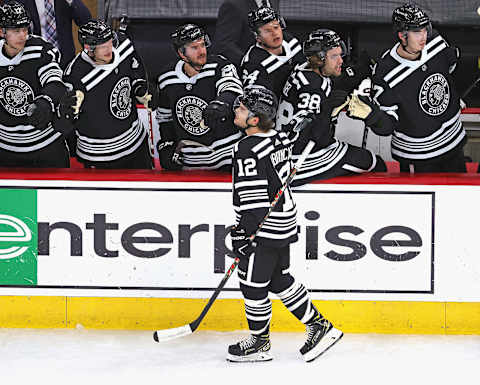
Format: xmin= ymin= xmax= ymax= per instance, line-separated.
xmin=232 ymin=130 xmax=298 ymax=247
xmin=156 ymin=55 xmax=243 ymax=170
xmin=240 ymin=31 xmax=305 ymax=99
xmin=64 ymin=34 xmax=147 ymax=163
xmin=0 ymin=36 xmax=63 ymax=152
xmin=372 ymin=31 xmax=465 ymax=161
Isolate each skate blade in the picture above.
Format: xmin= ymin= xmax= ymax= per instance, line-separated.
xmin=302 ymin=327 xmax=343 ymax=363
xmin=226 ymin=351 xmax=273 ymax=363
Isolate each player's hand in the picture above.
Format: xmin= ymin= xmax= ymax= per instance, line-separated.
xmin=156 ymin=140 xmax=183 ymax=170
xmin=202 ymin=100 xmax=231 ymax=129
xmin=230 ymin=226 xmax=255 ymax=259
xmin=57 ymin=90 xmax=84 ymax=120
xmin=321 ymin=90 xmax=350 ymax=118
xmin=26 ymin=97 xmax=54 ymax=129
xmin=347 ymin=94 xmax=381 ymax=126
xmin=133 ymin=80 xmax=152 ymax=109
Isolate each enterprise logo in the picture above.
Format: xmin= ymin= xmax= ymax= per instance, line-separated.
xmin=0 ymin=214 xmax=32 ymax=260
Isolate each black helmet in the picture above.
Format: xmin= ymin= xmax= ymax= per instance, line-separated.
xmin=234 ymin=85 xmax=278 ymax=121
xmin=392 ymin=3 xmax=431 ymax=33
xmin=0 ymin=1 xmax=31 ymax=29
xmin=247 ymin=6 xmax=286 ymax=33
xmin=171 ymin=24 xmax=211 ymax=53
xmin=303 ymin=29 xmax=347 ymax=61
xmin=78 ymin=20 xmax=114 ymax=47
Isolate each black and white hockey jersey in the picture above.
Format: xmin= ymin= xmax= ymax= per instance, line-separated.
xmin=156 ymin=54 xmax=243 ymax=170
xmin=372 ymin=31 xmax=465 ymax=161
xmin=0 ymin=36 xmax=64 ymax=152
xmin=278 ymin=62 xmax=348 ymax=185
xmin=63 ymin=34 xmax=147 ymax=163
xmin=232 ymin=130 xmax=297 ymax=247
xmin=240 ymin=31 xmax=304 ymax=99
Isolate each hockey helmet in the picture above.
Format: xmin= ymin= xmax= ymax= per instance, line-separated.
xmin=0 ymin=1 xmax=31 ymax=30
xmin=392 ymin=3 xmax=431 ymax=34
xmin=303 ymin=29 xmax=347 ymax=61
xmin=234 ymin=85 xmax=278 ymax=121
xmin=78 ymin=20 xmax=115 ymax=48
xmin=247 ymin=6 xmax=286 ymax=33
xmin=171 ymin=24 xmax=211 ymax=53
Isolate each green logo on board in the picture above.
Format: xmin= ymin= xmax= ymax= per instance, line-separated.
xmin=0 ymin=189 xmax=37 ymax=285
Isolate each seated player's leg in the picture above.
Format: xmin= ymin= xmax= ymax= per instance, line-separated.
xmin=292 ymin=142 xmax=386 ymax=186
xmin=338 ymin=143 xmax=387 ymax=174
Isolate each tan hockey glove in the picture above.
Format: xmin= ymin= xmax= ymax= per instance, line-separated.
xmin=347 ymin=94 xmax=372 ymax=120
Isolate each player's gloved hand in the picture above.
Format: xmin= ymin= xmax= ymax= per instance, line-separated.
xmin=26 ymin=96 xmax=54 ymax=130
xmin=230 ymin=226 xmax=255 ymax=259
xmin=57 ymin=90 xmax=84 ymax=120
xmin=347 ymin=94 xmax=381 ymax=125
xmin=202 ymin=100 xmax=231 ymax=129
xmin=281 ymin=110 xmax=311 ymax=139
xmin=321 ymin=90 xmax=350 ymax=118
xmin=300 ymin=112 xmax=332 ymax=147
xmin=156 ymin=140 xmax=183 ymax=171
xmin=133 ymin=80 xmax=152 ymax=109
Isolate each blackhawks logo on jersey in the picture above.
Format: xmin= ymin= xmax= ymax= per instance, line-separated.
xmin=175 ymin=95 xmax=209 ymax=135
xmin=110 ymin=77 xmax=132 ymax=119
xmin=418 ymin=73 xmax=450 ymax=116
xmin=0 ymin=77 xmax=34 ymax=116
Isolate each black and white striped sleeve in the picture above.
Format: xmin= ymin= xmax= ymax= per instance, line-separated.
xmin=370 ymin=69 xmax=399 ymax=136
xmin=38 ymin=44 xmax=66 ymax=103
xmin=216 ymin=62 xmax=243 ymax=96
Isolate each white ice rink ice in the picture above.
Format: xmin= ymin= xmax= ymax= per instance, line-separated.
xmin=1 ymin=328 xmax=479 ymax=385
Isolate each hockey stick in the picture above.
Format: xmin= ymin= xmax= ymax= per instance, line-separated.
xmin=177 ymin=139 xmax=214 ymax=152
xmin=153 ymin=121 xmax=316 ymax=342
xmin=147 ymin=108 xmax=155 ymax=157
xmin=461 ymin=75 xmax=480 ymax=100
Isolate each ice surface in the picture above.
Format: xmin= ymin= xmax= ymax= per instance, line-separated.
xmin=1 ymin=328 xmax=478 ymax=385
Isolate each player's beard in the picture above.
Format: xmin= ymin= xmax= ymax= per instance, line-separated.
xmin=187 ymin=53 xmax=207 ymax=71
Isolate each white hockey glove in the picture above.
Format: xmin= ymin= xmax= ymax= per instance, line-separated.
xmin=136 ymin=92 xmax=152 ymax=109
xmin=346 ymin=78 xmax=382 ymax=124
xmin=347 ymin=94 xmax=373 ymax=119
xmin=133 ymin=80 xmax=152 ymax=109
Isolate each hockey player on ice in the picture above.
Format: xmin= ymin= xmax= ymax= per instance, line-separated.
xmin=240 ymin=6 xmax=304 ymax=100
xmin=228 ymin=85 xmax=343 ymax=363
xmin=0 ymin=1 xmax=81 ymax=167
xmin=347 ymin=3 xmax=466 ymax=173
xmin=277 ymin=29 xmax=386 ymax=185
xmin=155 ymin=24 xmax=243 ymax=171
xmin=64 ymin=20 xmax=153 ymax=169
